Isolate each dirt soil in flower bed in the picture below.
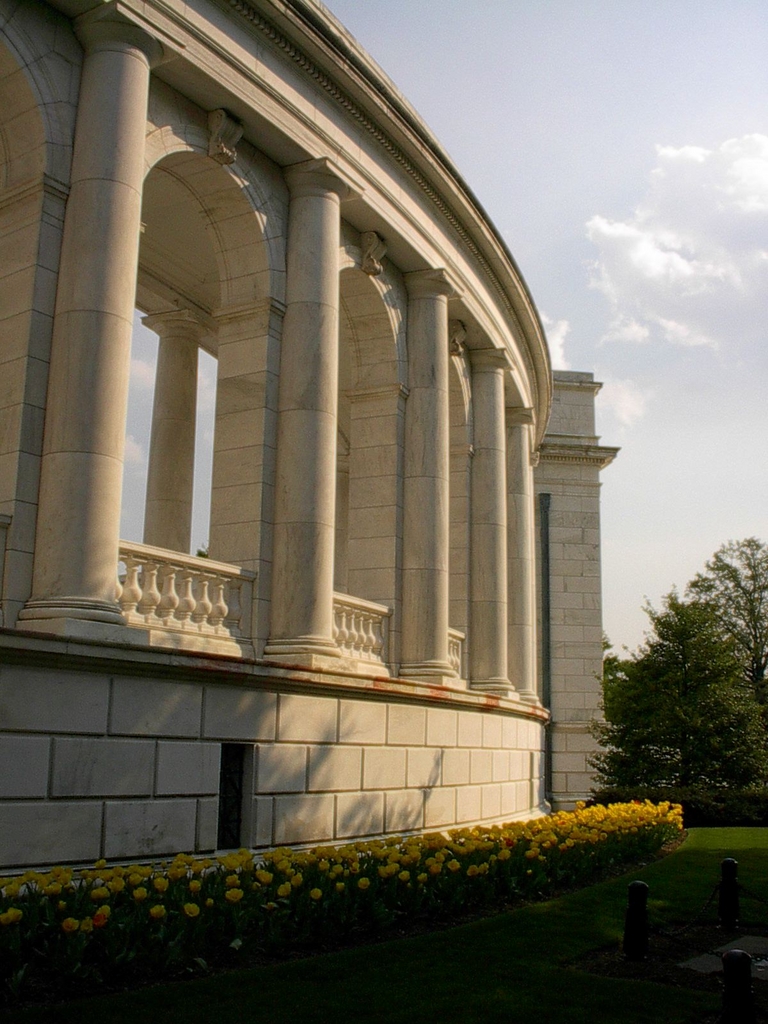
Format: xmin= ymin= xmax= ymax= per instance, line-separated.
xmin=571 ymin=923 xmax=768 ymax=1022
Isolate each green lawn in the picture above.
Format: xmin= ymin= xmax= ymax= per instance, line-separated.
xmin=4 ymin=828 xmax=768 ymax=1024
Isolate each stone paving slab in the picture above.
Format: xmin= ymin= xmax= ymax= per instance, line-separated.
xmin=681 ymin=936 xmax=768 ymax=978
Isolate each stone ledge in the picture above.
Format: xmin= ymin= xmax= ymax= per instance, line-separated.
xmin=0 ymin=628 xmax=550 ymax=722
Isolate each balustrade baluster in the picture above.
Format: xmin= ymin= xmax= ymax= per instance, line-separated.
xmin=373 ymin=620 xmax=384 ymax=660
xmin=119 ymin=558 xmax=142 ymax=617
xmin=224 ymin=579 xmax=242 ymax=634
xmin=354 ymin=612 xmax=366 ymax=657
xmin=210 ymin=577 xmax=228 ymax=630
xmin=447 ymin=633 xmax=464 ymax=677
xmin=175 ymin=572 xmax=196 ymax=625
xmin=336 ymin=607 xmax=349 ymax=649
xmin=138 ymin=562 xmax=161 ymax=622
xmin=193 ymin=577 xmax=213 ymax=629
xmin=158 ymin=568 xmax=180 ymax=622
xmin=363 ymin=615 xmax=376 ymax=658
xmin=350 ymin=611 xmax=362 ymax=656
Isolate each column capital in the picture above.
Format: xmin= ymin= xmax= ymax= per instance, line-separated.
xmin=142 ymin=309 xmax=209 ymax=345
xmin=75 ymin=9 xmax=165 ymax=66
xmin=213 ymin=297 xmax=286 ymax=331
xmin=285 ymin=157 xmax=363 ymax=202
xmin=470 ymin=347 xmax=514 ymax=373
xmin=507 ymin=406 xmax=535 ymax=425
xmin=404 ymin=267 xmax=459 ymax=299
xmin=346 ymin=383 xmax=409 ymax=403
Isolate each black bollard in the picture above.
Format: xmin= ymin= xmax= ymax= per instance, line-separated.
xmin=623 ymin=880 xmax=649 ymax=960
xmin=721 ymin=949 xmax=755 ymax=1024
xmin=719 ymin=858 xmax=740 ymax=930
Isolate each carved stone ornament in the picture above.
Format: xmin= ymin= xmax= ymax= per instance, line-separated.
xmin=208 ymin=109 xmax=244 ymax=165
xmin=361 ymin=231 xmax=387 ymax=276
xmin=449 ymin=319 xmax=467 ymax=357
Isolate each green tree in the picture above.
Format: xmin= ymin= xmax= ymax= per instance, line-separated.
xmin=592 ymin=592 xmax=768 ymax=789
xmin=687 ymin=537 xmax=768 ymax=702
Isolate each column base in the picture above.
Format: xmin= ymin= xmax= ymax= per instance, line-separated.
xmin=399 ymin=660 xmax=455 ymax=687
xmin=17 ymin=598 xmax=139 ymax=644
xmin=263 ymin=634 xmax=341 ymax=671
xmin=517 ymin=690 xmax=542 ymax=706
xmin=469 ymin=678 xmax=520 ymax=699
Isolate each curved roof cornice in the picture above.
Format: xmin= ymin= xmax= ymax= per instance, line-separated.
xmin=224 ymin=0 xmax=552 ymax=439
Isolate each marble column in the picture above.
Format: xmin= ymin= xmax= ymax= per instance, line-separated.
xmin=265 ymin=158 xmax=354 ymax=662
xmin=400 ymin=269 xmax=454 ymax=681
xmin=334 ymin=451 xmax=350 ymax=593
xmin=507 ymin=410 xmax=539 ymax=702
xmin=142 ymin=310 xmax=203 ymax=554
xmin=209 ymin=298 xmax=284 ymax=653
xmin=19 ymin=15 xmax=162 ymax=635
xmin=469 ymin=349 xmax=513 ymax=694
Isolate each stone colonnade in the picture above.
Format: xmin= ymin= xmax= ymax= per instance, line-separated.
xmin=15 ymin=13 xmax=539 ymax=699
xmin=0 ymin=0 xmax=623 ymax=866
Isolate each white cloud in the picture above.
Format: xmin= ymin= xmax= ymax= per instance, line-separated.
xmin=124 ymin=434 xmax=145 ymax=465
xmin=654 ymin=317 xmax=715 ymax=348
xmin=130 ymin=358 xmax=156 ymax=390
xmin=586 ymin=134 xmax=768 ymax=354
xmin=655 ymin=144 xmax=710 ymax=165
xmin=721 ymin=134 xmax=768 ymax=212
xmin=540 ymin=312 xmax=570 ymax=369
xmin=601 ymin=316 xmax=649 ymax=345
xmin=598 ymin=378 xmax=649 ymax=427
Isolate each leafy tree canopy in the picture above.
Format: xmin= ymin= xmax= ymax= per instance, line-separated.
xmin=592 ymin=591 xmax=768 ymax=789
xmin=687 ymin=537 xmax=768 ymax=701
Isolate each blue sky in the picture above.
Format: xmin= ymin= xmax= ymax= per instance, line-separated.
xmin=124 ymin=0 xmax=768 ymax=654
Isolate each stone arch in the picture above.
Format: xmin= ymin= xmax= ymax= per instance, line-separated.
xmin=339 ymin=235 xmax=407 ymax=391
xmin=0 ymin=6 xmax=79 ymax=189
xmin=143 ymin=121 xmax=286 ymax=310
xmin=334 ymin=250 xmax=407 ymax=669
xmin=133 ymin=126 xmax=286 ymax=571
xmin=0 ymin=44 xmax=45 ymax=189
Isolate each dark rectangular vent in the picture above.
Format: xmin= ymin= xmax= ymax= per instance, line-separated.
xmin=217 ymin=743 xmax=246 ymax=850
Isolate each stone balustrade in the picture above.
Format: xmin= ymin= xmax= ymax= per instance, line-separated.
xmin=448 ymin=627 xmax=465 ymax=678
xmin=332 ymin=592 xmax=391 ymax=666
xmin=118 ymin=541 xmax=255 ymax=644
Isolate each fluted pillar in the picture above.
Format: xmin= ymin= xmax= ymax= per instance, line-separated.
xmin=469 ymin=349 xmax=514 ymax=694
xmin=20 ymin=15 xmax=162 ymax=635
xmin=142 ymin=310 xmax=203 ymax=554
xmin=400 ymin=269 xmax=454 ymax=682
xmin=265 ymin=158 xmax=355 ymax=663
xmin=507 ymin=410 xmax=539 ymax=702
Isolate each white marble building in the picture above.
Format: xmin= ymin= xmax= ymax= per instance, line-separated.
xmin=0 ymin=0 xmax=617 ymax=869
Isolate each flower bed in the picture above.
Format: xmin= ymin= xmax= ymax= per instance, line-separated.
xmin=0 ymin=801 xmax=681 ymax=1002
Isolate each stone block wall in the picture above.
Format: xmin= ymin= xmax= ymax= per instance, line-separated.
xmin=535 ymin=371 xmax=618 ymax=807
xmin=0 ymin=654 xmax=546 ymax=869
